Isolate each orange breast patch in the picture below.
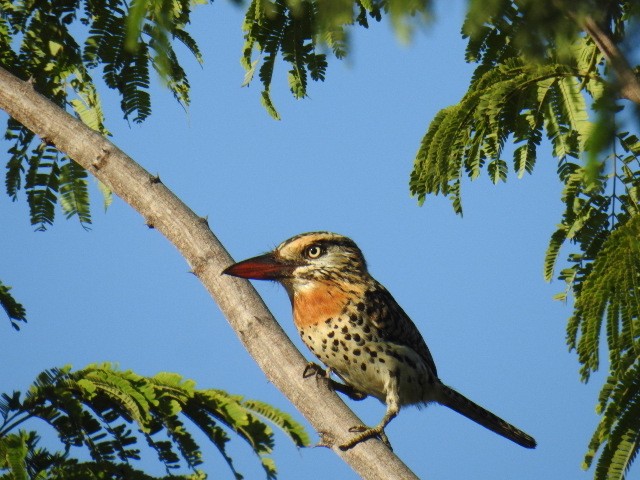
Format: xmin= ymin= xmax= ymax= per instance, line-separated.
xmin=293 ymin=284 xmax=349 ymax=328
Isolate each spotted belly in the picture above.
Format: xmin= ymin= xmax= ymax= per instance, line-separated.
xmin=298 ymin=316 xmax=434 ymax=405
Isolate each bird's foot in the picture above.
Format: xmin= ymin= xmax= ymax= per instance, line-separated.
xmin=302 ymin=363 xmax=367 ymax=401
xmin=339 ymin=425 xmax=392 ymax=451
xmin=303 ymin=362 xmax=329 ymax=379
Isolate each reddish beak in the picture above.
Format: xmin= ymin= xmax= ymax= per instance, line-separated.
xmin=222 ymin=253 xmax=294 ymax=280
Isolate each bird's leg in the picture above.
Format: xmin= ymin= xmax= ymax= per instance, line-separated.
xmin=303 ymin=362 xmax=367 ymax=401
xmin=339 ymin=388 xmax=399 ymax=450
xmin=331 ymin=381 xmax=368 ymax=401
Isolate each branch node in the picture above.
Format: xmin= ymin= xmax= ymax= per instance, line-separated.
xmin=191 ymin=255 xmax=213 ymax=278
xmin=315 ymin=431 xmax=336 ymax=449
xmin=92 ymin=147 xmax=110 ymax=170
xmin=40 ymin=136 xmax=55 ymax=148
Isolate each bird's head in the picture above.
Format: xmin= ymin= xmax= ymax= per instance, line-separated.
xmin=222 ymin=232 xmax=368 ymax=292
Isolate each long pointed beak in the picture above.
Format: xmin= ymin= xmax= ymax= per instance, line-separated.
xmin=222 ymin=253 xmax=295 ymax=280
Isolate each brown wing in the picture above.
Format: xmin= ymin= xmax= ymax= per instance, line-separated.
xmin=363 ymin=282 xmax=438 ymax=377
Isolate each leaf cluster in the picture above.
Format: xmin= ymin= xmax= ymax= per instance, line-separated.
xmin=0 ymin=364 xmax=309 ymax=479
xmin=241 ymin=0 xmax=432 ymax=118
xmin=0 ymin=281 xmax=26 ymax=330
xmin=410 ymin=45 xmax=600 ymax=214
xmin=241 ymin=0 xmax=378 ymax=119
xmin=552 ymin=135 xmax=640 ymax=479
xmin=410 ymin=1 xmax=640 ymax=478
xmin=0 ymin=0 xmax=203 ymax=230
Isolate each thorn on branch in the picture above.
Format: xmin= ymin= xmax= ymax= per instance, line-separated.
xmin=199 ymin=216 xmax=209 ymax=226
xmin=150 ymin=174 xmax=162 ymax=184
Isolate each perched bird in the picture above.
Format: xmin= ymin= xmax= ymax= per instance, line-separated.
xmin=223 ymin=232 xmax=536 ymax=450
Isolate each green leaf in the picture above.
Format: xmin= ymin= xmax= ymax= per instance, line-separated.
xmin=487 ymin=159 xmax=507 ymax=183
xmin=0 ymin=281 xmax=27 ymax=330
xmin=0 ymin=432 xmax=29 ymax=480
xmin=1 ymin=365 xmax=308 ymax=479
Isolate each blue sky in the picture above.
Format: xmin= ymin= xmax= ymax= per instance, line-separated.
xmin=1 ymin=0 xmax=617 ymax=478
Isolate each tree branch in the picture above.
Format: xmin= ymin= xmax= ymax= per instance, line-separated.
xmin=581 ymin=15 xmax=640 ymax=105
xmin=0 ymin=66 xmax=419 ymax=480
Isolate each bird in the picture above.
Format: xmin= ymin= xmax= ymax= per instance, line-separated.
xmin=223 ymin=231 xmax=536 ymax=450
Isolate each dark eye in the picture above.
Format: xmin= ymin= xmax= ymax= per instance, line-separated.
xmin=305 ymin=245 xmax=324 ymax=259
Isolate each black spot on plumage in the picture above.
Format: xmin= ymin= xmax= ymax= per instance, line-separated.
xmin=361 ymin=363 xmax=367 ymax=371
xmin=344 ymin=333 xmax=352 ymax=340
xmin=387 ymin=350 xmax=402 ymax=361
xmin=333 ymin=339 xmax=339 ymax=346
xmin=328 ymin=331 xmax=335 ymax=338
xmin=341 ymin=326 xmax=349 ymax=334
xmin=356 ymin=302 xmax=365 ymax=312
xmin=353 ymin=349 xmax=361 ymax=356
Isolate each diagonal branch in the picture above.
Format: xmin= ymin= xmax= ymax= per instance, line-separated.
xmin=0 ymin=66 xmax=418 ymax=480
xmin=581 ymin=15 xmax=640 ymax=105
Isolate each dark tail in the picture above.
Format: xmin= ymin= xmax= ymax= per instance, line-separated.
xmin=438 ymin=384 xmax=537 ymax=449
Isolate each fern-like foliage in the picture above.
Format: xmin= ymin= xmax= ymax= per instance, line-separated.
xmin=0 ymin=364 xmax=309 ymax=479
xmin=0 ymin=280 xmax=27 ymax=330
xmin=241 ymin=0 xmax=434 ymax=118
xmin=410 ymin=2 xmax=640 ymax=478
xmin=0 ymin=0 xmax=203 ymax=230
xmin=410 ymin=43 xmax=600 ymax=214
xmin=585 ymin=359 xmax=640 ymax=480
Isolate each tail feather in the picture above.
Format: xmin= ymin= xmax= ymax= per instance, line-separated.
xmin=438 ymin=384 xmax=536 ymax=449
